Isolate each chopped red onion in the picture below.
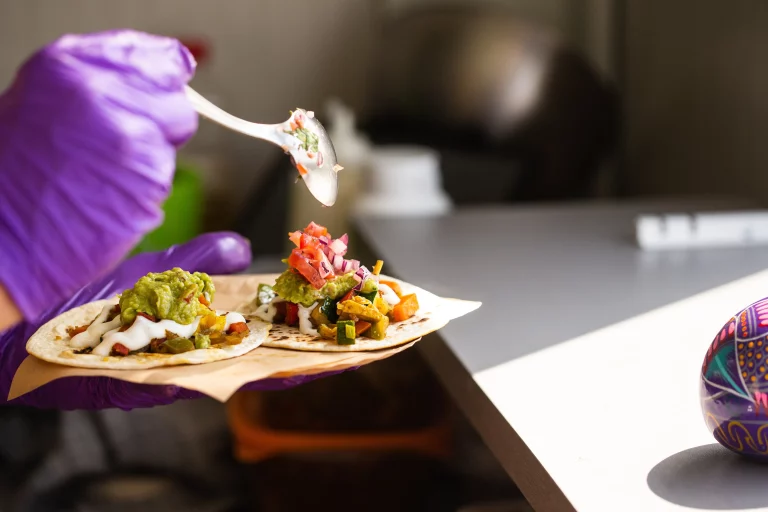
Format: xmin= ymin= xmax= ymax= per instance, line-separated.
xmin=352 ymin=266 xmax=371 ymax=290
xmin=332 ymin=254 xmax=344 ymax=269
xmin=319 ymin=261 xmax=332 ymax=278
xmin=319 ymin=251 xmax=332 ymax=269
xmin=330 ymin=239 xmax=346 ymax=255
xmin=340 ymin=234 xmax=349 ymax=245
xmin=349 ymin=259 xmax=360 ymax=271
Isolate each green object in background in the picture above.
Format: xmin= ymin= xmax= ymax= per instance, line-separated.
xmin=133 ymin=160 xmax=203 ymax=254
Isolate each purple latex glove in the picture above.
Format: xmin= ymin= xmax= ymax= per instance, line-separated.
xmin=0 ymin=30 xmax=198 ymax=322
xmin=0 ymin=232 xmax=354 ymax=410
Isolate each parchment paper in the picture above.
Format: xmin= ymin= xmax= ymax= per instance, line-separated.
xmin=9 ymin=274 xmax=481 ymax=403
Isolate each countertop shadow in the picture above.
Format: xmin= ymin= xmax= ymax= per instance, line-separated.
xmin=647 ymin=444 xmax=768 ymax=510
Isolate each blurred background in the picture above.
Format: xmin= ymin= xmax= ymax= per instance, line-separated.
xmin=0 ymin=0 xmax=763 ymax=510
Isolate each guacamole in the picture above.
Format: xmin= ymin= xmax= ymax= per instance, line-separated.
xmin=273 ymin=270 xmax=377 ymax=307
xmin=119 ymin=268 xmax=215 ymax=325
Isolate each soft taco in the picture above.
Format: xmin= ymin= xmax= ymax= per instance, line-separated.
xmin=26 ymin=268 xmax=270 ymax=370
xmin=247 ymin=222 xmax=445 ymax=352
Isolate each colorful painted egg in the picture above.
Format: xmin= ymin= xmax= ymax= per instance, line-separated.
xmin=701 ymin=297 xmax=768 ymax=458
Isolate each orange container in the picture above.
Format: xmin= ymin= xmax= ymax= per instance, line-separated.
xmin=227 ymin=390 xmax=453 ymax=464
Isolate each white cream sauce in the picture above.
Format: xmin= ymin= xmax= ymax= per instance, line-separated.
xmin=70 ymin=302 xmax=121 ymax=349
xmin=298 ymin=303 xmax=319 ymax=337
xmin=253 ymin=297 xmax=284 ymax=323
xmin=92 ymin=316 xmax=203 ymax=356
xmin=71 ymin=305 xmax=245 ymax=357
xmin=378 ymin=284 xmax=401 ymax=306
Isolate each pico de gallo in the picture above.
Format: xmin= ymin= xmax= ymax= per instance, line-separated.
xmin=252 ymin=222 xmax=420 ymax=344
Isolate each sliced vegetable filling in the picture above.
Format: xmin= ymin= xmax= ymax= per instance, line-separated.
xmin=253 ymin=222 xmax=420 ymax=344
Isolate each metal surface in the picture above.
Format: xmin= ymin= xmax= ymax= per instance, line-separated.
xmin=355 ymin=198 xmax=768 ymax=374
xmin=186 ymin=86 xmax=338 ymax=206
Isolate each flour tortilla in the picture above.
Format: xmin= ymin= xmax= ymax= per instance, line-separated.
xmin=240 ymin=276 xmax=449 ymax=352
xmin=26 ymin=298 xmax=271 ymax=370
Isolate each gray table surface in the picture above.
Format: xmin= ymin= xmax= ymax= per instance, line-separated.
xmin=354 ymin=197 xmax=768 ymax=511
xmin=355 ymin=199 xmax=768 ymax=374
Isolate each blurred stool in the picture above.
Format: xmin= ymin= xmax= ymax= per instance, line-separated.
xmin=225 ymin=350 xmax=459 ymax=511
xmin=227 ymin=390 xmax=452 ymax=464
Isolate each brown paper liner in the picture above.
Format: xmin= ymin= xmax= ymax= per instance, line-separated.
xmin=9 ymin=274 xmax=479 ymax=403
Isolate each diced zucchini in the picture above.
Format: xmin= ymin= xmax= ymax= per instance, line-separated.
xmin=368 ymin=316 xmax=389 ymax=340
xmin=310 ymin=303 xmax=331 ymax=326
xmin=359 ymin=289 xmax=378 ymax=303
xmin=257 ymin=283 xmax=276 ymax=306
xmin=319 ymin=297 xmax=340 ymax=323
xmin=158 ymin=337 xmax=196 ymax=354
xmin=360 ymin=278 xmax=378 ymax=294
xmin=336 ymin=320 xmax=356 ymax=345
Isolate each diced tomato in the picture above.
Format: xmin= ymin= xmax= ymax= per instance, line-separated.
xmin=288 ymin=249 xmax=326 ymax=289
xmin=296 ymin=163 xmax=308 ymax=176
xmin=66 ymin=325 xmax=88 ymax=337
xmin=299 ymin=233 xmax=316 ymax=249
xmin=304 ymin=221 xmax=329 ymax=238
xmin=285 ymin=303 xmax=299 ymax=326
xmin=355 ymin=321 xmax=372 ymax=336
xmin=137 ymin=312 xmax=157 ymax=322
xmin=110 ymin=343 xmax=130 ymax=356
xmin=341 ymin=289 xmax=355 ymax=303
xmin=227 ymin=322 xmax=248 ymax=334
xmin=286 ymin=222 xmax=338 ymax=288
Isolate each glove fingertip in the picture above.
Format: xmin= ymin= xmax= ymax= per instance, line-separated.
xmin=187 ymin=232 xmax=253 ymax=276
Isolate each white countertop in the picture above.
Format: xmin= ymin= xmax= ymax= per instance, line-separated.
xmin=355 ymin=199 xmax=768 ymax=511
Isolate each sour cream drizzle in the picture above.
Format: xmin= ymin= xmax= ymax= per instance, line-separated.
xmin=253 ymin=297 xmax=284 ymax=323
xmin=297 ymin=303 xmax=319 ymax=337
xmin=378 ymin=284 xmax=400 ymax=306
xmin=93 ymin=315 xmax=204 ymax=356
xmin=70 ymin=302 xmax=121 ymax=349
xmin=70 ymin=302 xmax=246 ymax=356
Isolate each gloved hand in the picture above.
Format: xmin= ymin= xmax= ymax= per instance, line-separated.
xmin=0 ymin=232 xmax=353 ymax=410
xmin=0 ymin=30 xmax=198 ymax=322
